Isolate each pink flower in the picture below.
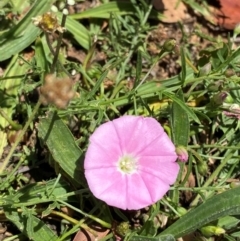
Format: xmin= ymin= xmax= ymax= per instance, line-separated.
xmin=84 ymin=116 xmax=179 ymax=210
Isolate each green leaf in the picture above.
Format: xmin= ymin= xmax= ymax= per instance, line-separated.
xmin=71 ymin=2 xmax=138 ymax=19
xmin=164 ymin=91 xmax=201 ymax=124
xmin=211 ymin=43 xmax=229 ymax=70
xmin=5 ymin=209 xmax=57 ymax=241
xmin=0 ymin=0 xmax=55 ymax=61
xmin=71 ymin=1 xmax=162 ymax=20
xmin=231 ymin=231 xmax=240 ymax=238
xmin=182 ymin=0 xmax=213 ymax=23
xmin=42 ymin=202 xmax=60 ymax=217
xmin=86 ymin=70 xmax=108 ymax=100
xmin=26 ymin=212 xmax=35 ymax=240
xmin=160 ymin=187 xmax=240 ymax=238
xmin=157 ymin=235 xmax=175 ymax=241
xmin=130 ymin=234 xmax=175 ymax=241
xmin=8 ymin=179 xmax=71 ymax=206
xmin=180 ymin=47 xmax=186 ymax=83
xmin=139 ymin=220 xmax=158 ymax=236
xmin=217 ymin=216 xmax=240 ymax=230
xmin=170 ymin=89 xmax=189 ymax=203
xmin=0 ymin=54 xmax=30 ymax=158
xmin=57 ymin=13 xmax=90 ymax=50
xmin=135 ymin=49 xmax=142 ymax=86
xmin=223 ymin=234 xmax=236 ymax=241
xmin=171 ymin=89 xmax=189 ymax=146
xmin=10 ymin=0 xmax=29 ymax=13
xmin=35 ymin=37 xmax=49 ymax=76
xmin=37 ymin=112 xmax=84 ymax=186
xmin=215 ymin=46 xmax=240 ymax=72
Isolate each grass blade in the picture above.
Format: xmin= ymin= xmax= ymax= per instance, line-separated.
xmin=0 ymin=0 xmax=55 ymax=61
xmin=71 ymin=1 xmax=163 ymax=20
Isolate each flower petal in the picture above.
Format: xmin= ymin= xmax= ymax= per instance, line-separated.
xmin=111 ymin=116 xmax=166 ymax=155
xmin=84 ymin=122 xmax=122 ymax=169
xmin=138 ymin=158 xmax=180 ymax=184
xmin=125 ymin=173 xmax=170 ymax=210
xmin=84 ymin=141 xmax=120 ymax=169
xmin=85 ymin=167 xmax=171 ymax=210
xmin=137 ymin=132 xmax=176 ymax=157
xmin=85 ymin=167 xmax=122 ymax=196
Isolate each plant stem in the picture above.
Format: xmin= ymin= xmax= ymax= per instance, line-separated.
xmin=171 ymin=185 xmax=229 ymax=191
xmin=189 ymin=144 xmax=240 ymax=150
xmin=135 ymin=52 xmax=169 ymax=91
xmin=50 ymin=13 xmax=67 ymax=73
xmin=185 ymin=57 xmax=199 ymax=73
xmin=0 ymin=100 xmax=41 ymax=174
xmin=190 ymin=151 xmax=234 ymax=207
xmin=45 ymin=33 xmax=71 ymax=77
xmin=59 ymin=200 xmax=112 ymax=229
xmin=0 ymin=108 xmax=22 ymax=130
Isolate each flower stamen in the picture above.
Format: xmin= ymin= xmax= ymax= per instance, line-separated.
xmin=117 ymin=154 xmax=138 ymax=174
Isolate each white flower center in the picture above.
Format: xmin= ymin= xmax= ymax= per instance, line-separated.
xmin=117 ymin=154 xmax=138 ymax=174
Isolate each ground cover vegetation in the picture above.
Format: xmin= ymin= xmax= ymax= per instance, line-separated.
xmin=1 ymin=0 xmax=240 ymax=240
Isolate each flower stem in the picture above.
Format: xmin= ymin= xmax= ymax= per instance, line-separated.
xmin=45 ymin=33 xmax=71 ymax=77
xmin=50 ymin=12 xmax=67 ymax=73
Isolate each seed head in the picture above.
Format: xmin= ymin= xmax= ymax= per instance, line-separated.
xmin=32 ymin=12 xmax=65 ymax=33
xmin=39 ymin=74 xmax=75 ymax=109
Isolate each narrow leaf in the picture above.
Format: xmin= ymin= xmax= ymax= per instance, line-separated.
xmin=57 ymin=14 xmax=91 ymax=50
xmin=71 ymin=1 xmax=162 ymax=20
xmin=0 ymin=0 xmax=55 ymax=61
xmin=164 ymin=91 xmax=200 ymax=124
xmin=171 ymin=89 xmax=189 ymax=146
xmin=5 ymin=210 xmax=57 ymax=241
xmin=0 ymin=55 xmax=29 ymax=158
xmin=35 ymin=37 xmax=49 ymax=75
xmin=161 ymin=187 xmax=240 ymax=238
xmin=180 ymin=47 xmax=186 ymax=83
xmin=215 ymin=46 xmax=240 ymax=72
xmin=134 ymin=50 xmax=142 ymax=87
xmin=37 ymin=112 xmax=84 ymax=186
xmin=130 ymin=234 xmax=175 ymax=241
xmin=71 ymin=2 xmax=137 ymax=19
xmin=86 ymin=70 xmax=108 ymax=100
xmin=9 ymin=179 xmax=71 ymax=206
